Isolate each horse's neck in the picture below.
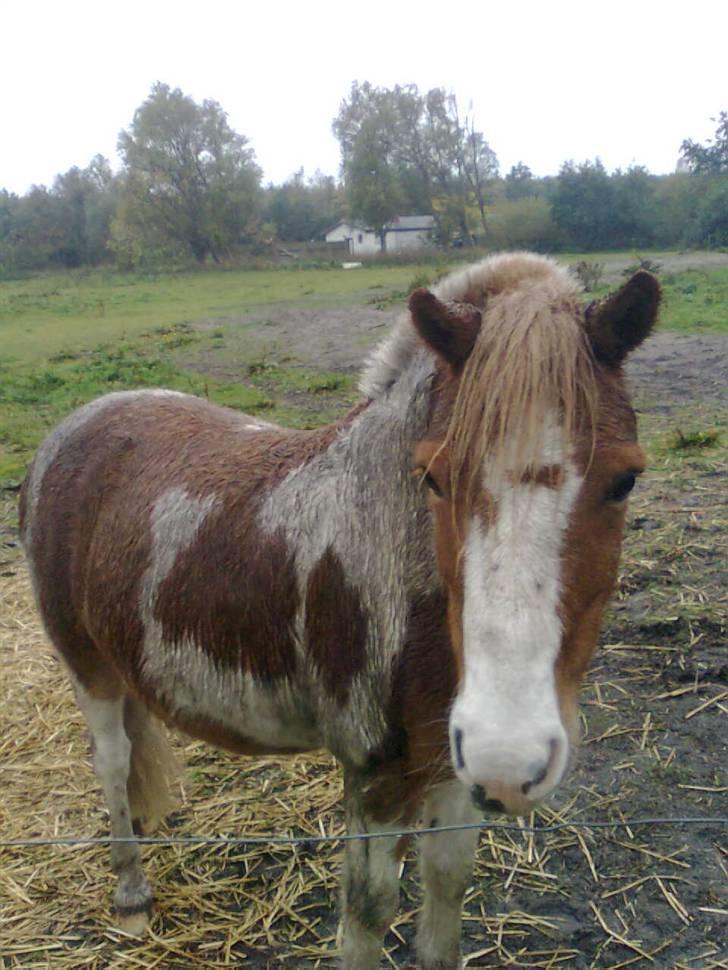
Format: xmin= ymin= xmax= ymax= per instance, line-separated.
xmin=258 ymin=355 xmax=439 ymax=624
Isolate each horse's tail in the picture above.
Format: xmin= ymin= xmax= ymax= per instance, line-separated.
xmin=123 ymin=697 xmax=178 ymax=834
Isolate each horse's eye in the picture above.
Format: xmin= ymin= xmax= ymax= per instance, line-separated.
xmin=422 ymin=471 xmax=443 ymax=498
xmin=607 ymin=472 xmax=637 ymax=503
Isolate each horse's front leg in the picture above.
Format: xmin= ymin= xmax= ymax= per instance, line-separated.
xmin=416 ymin=779 xmax=481 ymax=969
xmin=339 ymin=769 xmax=403 ymax=970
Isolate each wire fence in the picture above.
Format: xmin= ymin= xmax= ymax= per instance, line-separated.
xmin=2 ymin=815 xmax=727 ymax=850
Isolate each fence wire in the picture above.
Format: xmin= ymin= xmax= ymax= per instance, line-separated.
xmin=2 ymin=815 xmax=726 ymax=850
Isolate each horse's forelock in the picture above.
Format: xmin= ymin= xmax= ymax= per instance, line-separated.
xmin=445 ymin=276 xmax=598 ymax=495
xmin=360 ymin=253 xmax=583 ymax=404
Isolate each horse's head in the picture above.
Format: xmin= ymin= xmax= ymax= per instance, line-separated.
xmin=410 ymin=256 xmax=660 ymax=815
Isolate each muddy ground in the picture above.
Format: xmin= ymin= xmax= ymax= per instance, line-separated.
xmin=0 ymin=282 xmax=726 ymax=968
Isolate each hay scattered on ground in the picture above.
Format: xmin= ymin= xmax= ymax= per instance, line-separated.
xmin=0 ymin=400 xmax=726 ymax=968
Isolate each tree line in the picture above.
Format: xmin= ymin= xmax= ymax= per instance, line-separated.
xmin=0 ymin=83 xmax=725 ymax=273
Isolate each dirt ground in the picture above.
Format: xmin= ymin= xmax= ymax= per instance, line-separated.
xmin=0 ymin=284 xmax=726 ymax=968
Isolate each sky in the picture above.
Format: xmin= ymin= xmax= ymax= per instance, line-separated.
xmin=2 ymin=0 xmax=726 ymax=195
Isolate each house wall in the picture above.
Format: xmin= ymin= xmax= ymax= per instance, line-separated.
xmin=324 ymin=223 xmax=380 ymax=256
xmin=324 ymin=223 xmax=353 ymax=245
xmin=351 ymin=230 xmax=380 ymax=256
xmin=384 ymin=229 xmax=434 ymax=252
xmin=325 ymin=221 xmax=435 ymax=255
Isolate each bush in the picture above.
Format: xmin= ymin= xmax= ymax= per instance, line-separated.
xmin=483 ymin=198 xmax=563 ymax=252
xmin=622 ymin=256 xmax=662 ymax=278
xmin=570 ymin=260 xmax=604 ymax=291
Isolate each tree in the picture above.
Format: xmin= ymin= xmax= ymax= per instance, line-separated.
xmin=550 ymin=160 xmax=618 ymax=250
xmin=115 ymin=83 xmax=262 ymax=263
xmin=332 ymin=82 xmax=497 ymax=247
xmin=416 ymin=89 xmax=497 ymax=242
xmin=460 ymin=116 xmax=499 ymax=235
xmin=484 ymin=197 xmax=562 ymax=251
xmin=696 ymin=178 xmax=728 ymax=246
xmin=332 ymin=82 xmax=408 ymax=247
xmin=52 ymin=156 xmax=116 ymax=266
xmin=677 ymin=113 xmax=728 ymax=249
xmin=680 ymin=112 xmax=728 ymax=174
xmin=266 ymin=169 xmax=343 ymax=241
xmin=504 ymin=163 xmax=535 ymax=200
xmin=0 ymin=156 xmax=116 ymax=271
xmin=0 ymin=185 xmax=66 ymax=270
xmin=652 ymin=173 xmax=703 ymax=247
xmin=610 ymin=166 xmax=656 ymax=249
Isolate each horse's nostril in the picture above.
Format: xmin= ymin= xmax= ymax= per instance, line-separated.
xmin=453 ymin=728 xmax=465 ymax=770
xmin=471 ymin=784 xmax=486 ymax=810
xmin=521 ymin=761 xmax=549 ymax=795
xmin=470 ymin=785 xmax=505 ymax=814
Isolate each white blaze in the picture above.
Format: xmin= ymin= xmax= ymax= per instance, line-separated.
xmin=451 ymin=434 xmax=581 ymax=796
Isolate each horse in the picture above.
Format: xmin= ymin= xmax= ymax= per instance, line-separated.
xmin=19 ymin=253 xmax=659 ymax=969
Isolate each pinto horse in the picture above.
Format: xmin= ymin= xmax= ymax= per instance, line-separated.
xmin=20 ymin=253 xmax=659 ymax=968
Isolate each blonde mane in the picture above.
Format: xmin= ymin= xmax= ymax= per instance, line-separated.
xmin=361 ymin=253 xmax=598 ymax=485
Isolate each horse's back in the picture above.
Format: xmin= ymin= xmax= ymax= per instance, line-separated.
xmin=20 ymin=388 xmax=282 ymax=571
xmin=19 ymin=389 xmax=320 ymax=748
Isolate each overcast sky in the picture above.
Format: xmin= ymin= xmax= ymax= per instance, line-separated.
xmin=3 ymin=0 xmax=725 ymax=195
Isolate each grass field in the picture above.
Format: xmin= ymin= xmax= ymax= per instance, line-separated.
xmin=1 ymin=251 xmax=727 ymax=485
xmin=0 ymin=263 xmax=426 ymax=363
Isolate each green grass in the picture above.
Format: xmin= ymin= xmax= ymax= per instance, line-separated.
xmin=1 ymin=252 xmax=726 ymax=484
xmin=0 ymin=264 xmax=428 ymax=363
xmin=2 ymin=257 xmax=725 ymax=365
xmin=563 ymin=258 xmax=728 ymax=332
xmin=659 ymin=267 xmax=728 ymax=331
xmin=0 ymin=320 xmax=357 ymax=481
xmin=666 ymin=427 xmax=721 ymax=451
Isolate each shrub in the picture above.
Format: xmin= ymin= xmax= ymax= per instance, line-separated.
xmin=483 ymin=198 xmax=563 ymax=252
xmin=571 ymin=260 xmax=604 ymax=291
xmin=622 ymin=256 xmax=662 ymax=278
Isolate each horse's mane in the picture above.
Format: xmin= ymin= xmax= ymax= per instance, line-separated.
xmin=361 ymin=253 xmax=598 ymax=485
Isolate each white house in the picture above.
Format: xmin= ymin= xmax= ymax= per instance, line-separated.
xmin=324 ymin=216 xmax=436 ymax=256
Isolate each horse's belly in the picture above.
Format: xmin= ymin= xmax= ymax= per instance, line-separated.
xmin=137 ymin=636 xmax=322 ymax=755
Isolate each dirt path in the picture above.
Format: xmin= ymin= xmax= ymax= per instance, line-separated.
xmin=204 ymin=295 xmax=728 ymax=403
xmin=627 ymin=331 xmax=728 ymax=409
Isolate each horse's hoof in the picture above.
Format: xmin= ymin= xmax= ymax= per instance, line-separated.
xmin=132 ymin=813 xmax=162 ymax=836
xmin=116 ymin=906 xmax=151 ymax=936
xmin=114 ymin=888 xmax=153 ymax=937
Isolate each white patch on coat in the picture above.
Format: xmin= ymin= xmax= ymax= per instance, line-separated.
xmin=138 ymin=487 xmax=320 ymax=750
xmin=451 ymin=432 xmax=581 ymax=797
xmin=259 ymin=359 xmax=439 ymax=761
xmin=72 ymin=677 xmax=131 ymax=803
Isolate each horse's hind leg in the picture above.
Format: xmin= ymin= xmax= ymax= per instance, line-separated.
xmin=71 ymin=677 xmax=154 ymax=934
xmin=416 ymin=779 xmax=480 ymax=969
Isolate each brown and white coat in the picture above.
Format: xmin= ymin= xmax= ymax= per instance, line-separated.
xmin=20 ymin=252 xmax=660 ymax=969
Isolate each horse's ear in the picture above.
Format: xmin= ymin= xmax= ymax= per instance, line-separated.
xmin=409 ymin=288 xmax=482 ymax=371
xmin=585 ymin=271 xmax=660 ymax=366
